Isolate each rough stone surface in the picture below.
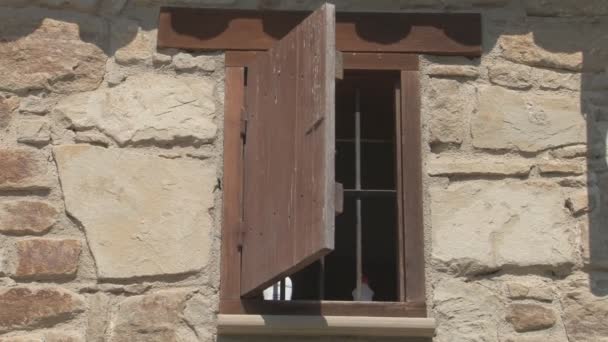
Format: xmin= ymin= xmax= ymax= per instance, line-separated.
xmin=17 ymin=119 xmax=51 ymax=145
xmin=566 ymin=189 xmax=593 ymax=216
xmin=54 ymin=73 xmax=217 ymax=146
xmin=428 ymin=155 xmax=532 ymax=177
xmin=86 ymin=293 xmax=111 ymax=342
xmin=472 ymin=86 xmax=585 ymax=153
xmin=433 ymin=278 xmax=502 ymax=342
xmin=108 ymin=289 xmax=197 ymax=342
xmin=54 ymin=145 xmax=215 ymax=279
xmin=172 ymin=52 xmax=217 ymax=72
xmin=0 ymin=330 xmax=84 ymax=342
xmin=499 ymin=18 xmax=608 ymax=72
xmin=426 ymin=65 xmax=479 ymax=78
xmin=506 ymin=282 xmax=553 ymax=302
xmin=0 ymin=96 xmax=18 ymax=131
xmin=0 ymin=9 xmax=107 ymax=94
xmin=506 ymin=304 xmax=556 ymax=332
xmin=0 ymin=148 xmax=51 ymax=191
xmin=431 ymin=181 xmax=575 ymax=275
xmin=534 ymin=68 xmax=580 ymax=91
xmin=550 ymin=145 xmax=587 ymax=159
xmin=112 ymin=20 xmax=154 ymax=65
xmin=561 ymin=284 xmax=608 ymax=341
xmin=19 ymin=95 xmax=53 ymax=115
xmin=427 ymin=79 xmax=476 ymax=145
xmin=0 ymin=201 xmax=58 ymax=235
xmin=13 ymin=239 xmax=81 ymax=280
xmin=538 ymin=161 xmax=586 ymax=175
xmin=488 ymin=63 xmax=532 ymax=90
xmin=0 ymin=287 xmax=85 ymax=333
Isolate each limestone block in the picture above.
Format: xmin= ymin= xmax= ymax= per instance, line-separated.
xmin=0 ymin=9 xmax=107 ymax=94
xmin=0 ymin=287 xmax=85 ymax=333
xmin=0 ymin=330 xmax=84 ymax=342
xmin=54 ymin=145 xmax=215 ymax=279
xmin=561 ymin=286 xmax=608 ymax=341
xmin=472 ymin=86 xmax=585 ymax=153
xmin=506 ymin=282 xmax=553 ymax=302
xmin=108 ymin=289 xmax=198 ymax=342
xmin=172 ymin=52 xmax=217 ymax=72
xmin=0 ymin=200 xmax=58 ymax=235
xmin=152 ymin=52 xmax=173 ymax=66
xmin=426 ymin=65 xmax=479 ymax=79
xmin=566 ymin=189 xmax=593 ymax=216
xmin=533 ymin=68 xmax=580 ymax=91
xmin=54 ymin=73 xmax=217 ymax=146
xmin=13 ymin=239 xmax=81 ymax=280
xmin=550 ymin=145 xmax=587 ymax=159
xmin=112 ymin=20 xmax=155 ymax=66
xmin=17 ymin=119 xmax=51 ymax=145
xmin=0 ymin=96 xmax=18 ymax=131
xmin=538 ymin=161 xmax=586 ymax=175
xmin=19 ymin=95 xmax=53 ymax=115
xmin=426 ymin=79 xmax=476 ymax=145
xmin=433 ymin=278 xmax=502 ymax=342
xmin=0 ymin=148 xmax=51 ymax=191
xmin=428 ymin=155 xmax=532 ymax=177
xmin=74 ymin=131 xmax=113 ymax=147
xmin=488 ymin=63 xmax=532 ymax=90
xmin=499 ymin=18 xmax=608 ymax=72
xmin=431 ymin=181 xmax=576 ymax=275
xmin=506 ymin=304 xmax=556 ymax=332
xmin=86 ymin=293 xmax=111 ymax=342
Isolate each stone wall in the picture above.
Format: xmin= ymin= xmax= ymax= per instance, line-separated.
xmin=0 ymin=1 xmax=606 ymax=341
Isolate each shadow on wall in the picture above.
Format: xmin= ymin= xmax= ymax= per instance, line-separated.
xmin=514 ymin=17 xmax=608 ymax=296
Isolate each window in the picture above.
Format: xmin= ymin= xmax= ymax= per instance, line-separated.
xmin=156 ymin=1 xmax=481 ymax=335
xmin=220 ymin=5 xmax=426 ymax=317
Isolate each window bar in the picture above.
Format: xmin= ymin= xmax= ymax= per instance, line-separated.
xmin=355 ymin=88 xmax=362 ymax=301
xmin=319 ymin=257 xmax=325 ymax=300
xmin=280 ymin=279 xmax=285 ymax=300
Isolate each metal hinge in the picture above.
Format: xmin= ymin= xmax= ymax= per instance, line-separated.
xmin=240 ymin=109 xmax=248 ymax=143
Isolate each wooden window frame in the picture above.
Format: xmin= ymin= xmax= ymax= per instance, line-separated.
xmin=221 ymin=51 xmax=425 ymax=317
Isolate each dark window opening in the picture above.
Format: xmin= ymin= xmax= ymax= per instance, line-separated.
xmin=290 ymin=71 xmax=400 ymax=302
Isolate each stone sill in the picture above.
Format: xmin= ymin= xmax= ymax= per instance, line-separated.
xmin=217 ymin=314 xmax=436 ymax=337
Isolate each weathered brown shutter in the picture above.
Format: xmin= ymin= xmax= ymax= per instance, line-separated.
xmin=241 ymin=3 xmax=337 ymax=297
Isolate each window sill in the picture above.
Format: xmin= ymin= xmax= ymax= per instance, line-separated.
xmin=217 ymin=314 xmax=436 ymax=337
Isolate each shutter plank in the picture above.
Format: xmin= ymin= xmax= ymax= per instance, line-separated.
xmin=241 ymin=4 xmax=336 ymax=297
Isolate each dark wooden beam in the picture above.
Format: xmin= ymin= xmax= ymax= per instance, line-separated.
xmin=158 ymin=7 xmax=482 ymax=56
xmin=226 ymin=51 xmax=419 ymax=70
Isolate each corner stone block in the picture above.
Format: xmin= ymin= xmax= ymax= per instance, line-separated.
xmin=472 ymin=86 xmax=585 ymax=153
xmin=431 ymin=181 xmax=576 ymax=275
xmin=53 ymin=145 xmax=215 ymax=279
xmin=0 ymin=148 xmax=51 ymax=191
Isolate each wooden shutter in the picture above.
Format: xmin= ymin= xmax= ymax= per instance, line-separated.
xmin=241 ymin=3 xmax=337 ymax=297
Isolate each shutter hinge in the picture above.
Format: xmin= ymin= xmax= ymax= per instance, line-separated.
xmin=240 ymin=109 xmax=248 ymax=142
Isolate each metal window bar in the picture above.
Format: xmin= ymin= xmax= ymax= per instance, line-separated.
xmin=315 ymin=86 xmax=396 ymax=302
xmin=355 ymin=88 xmax=363 ymax=301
